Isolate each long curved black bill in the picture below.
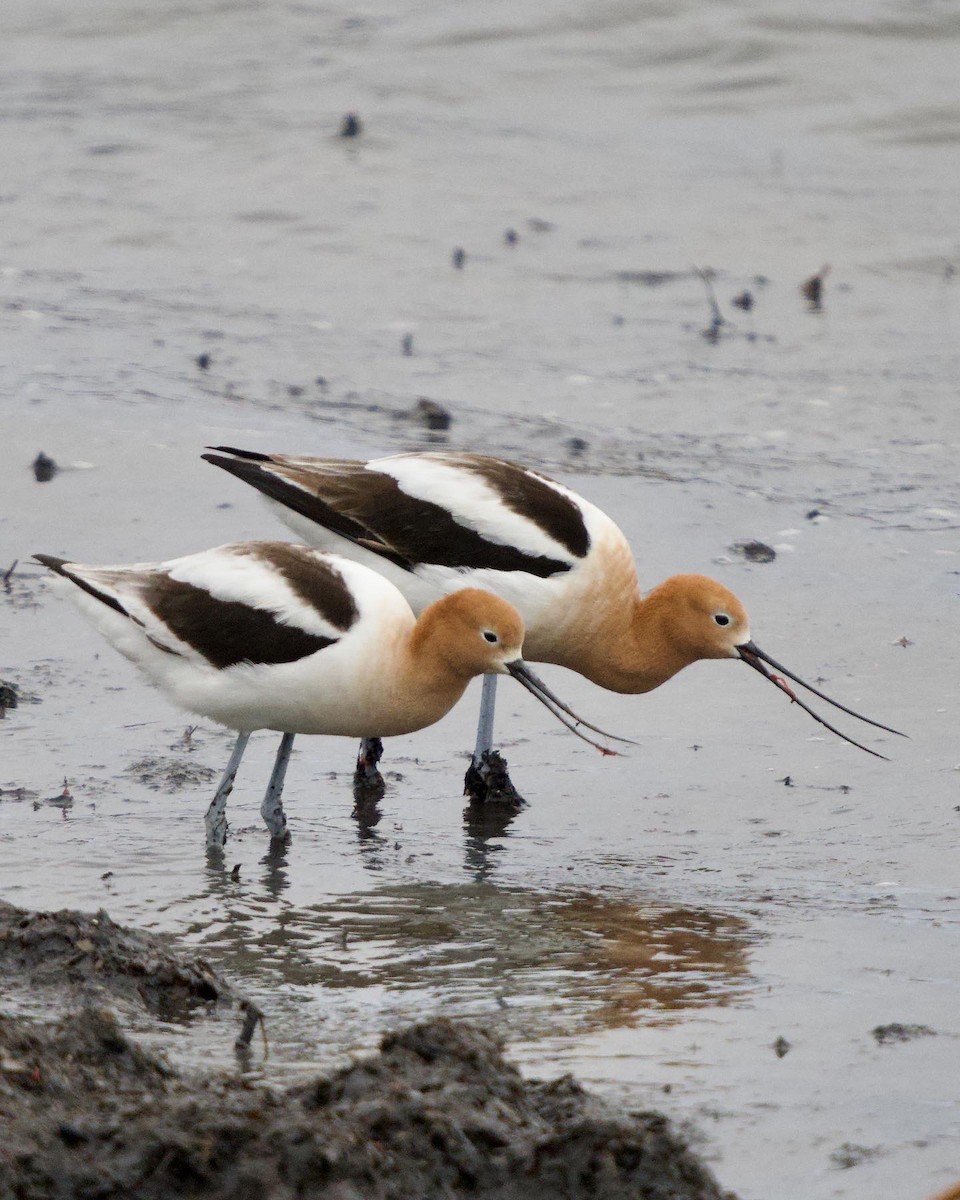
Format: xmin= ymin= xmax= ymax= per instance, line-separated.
xmin=505 ymin=660 xmax=635 ymax=756
xmin=737 ymin=640 xmax=906 ymax=759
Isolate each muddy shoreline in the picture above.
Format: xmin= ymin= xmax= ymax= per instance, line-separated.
xmin=0 ymin=901 xmax=734 ymax=1200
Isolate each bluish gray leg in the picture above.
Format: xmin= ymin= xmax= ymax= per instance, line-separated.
xmin=261 ymin=732 xmax=294 ymax=839
xmin=464 ymin=674 xmax=523 ymax=805
xmin=205 ymin=732 xmax=250 ymax=848
xmin=473 ymin=673 xmax=498 ymax=761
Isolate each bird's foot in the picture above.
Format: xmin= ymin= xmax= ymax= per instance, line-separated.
xmin=354 ymin=737 xmax=385 ymax=797
xmin=464 ymin=750 xmax=525 ymax=807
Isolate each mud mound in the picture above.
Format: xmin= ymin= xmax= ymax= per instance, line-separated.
xmin=0 ymin=901 xmax=235 ymax=1020
xmin=0 ymin=1008 xmax=734 ymax=1200
xmin=295 ymin=1019 xmax=736 ymax=1200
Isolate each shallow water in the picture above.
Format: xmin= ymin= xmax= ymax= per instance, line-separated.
xmin=2 ymin=2 xmax=960 ymax=1198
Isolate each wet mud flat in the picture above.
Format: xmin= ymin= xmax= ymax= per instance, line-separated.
xmin=0 ymin=901 xmax=734 ymax=1200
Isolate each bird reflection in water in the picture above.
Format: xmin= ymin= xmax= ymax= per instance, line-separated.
xmin=196 ymin=879 xmax=754 ymax=1044
xmin=462 ymin=800 xmax=520 ymax=881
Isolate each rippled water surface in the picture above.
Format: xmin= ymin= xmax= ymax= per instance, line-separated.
xmin=2 ymin=3 xmax=959 ymax=1197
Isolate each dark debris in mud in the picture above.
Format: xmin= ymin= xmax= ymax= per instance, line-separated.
xmin=829 ymin=1142 xmax=884 ymax=1170
xmin=0 ymin=1010 xmax=736 ymax=1200
xmin=871 ymin=1022 xmax=937 ymax=1046
xmin=801 ymin=265 xmax=830 ymax=312
xmin=0 ymin=783 xmax=38 ymax=802
xmin=414 ymin=396 xmax=453 ymax=432
xmin=771 ymin=1036 xmax=791 ymax=1059
xmin=0 ymin=679 xmax=18 ymax=717
xmin=729 ymin=540 xmax=776 ymax=564
xmin=338 ymin=111 xmax=362 ymax=138
xmin=31 ymin=451 xmax=58 ymax=482
xmin=125 ymin=755 xmax=217 ymax=792
xmin=39 ymin=780 xmax=73 ymax=809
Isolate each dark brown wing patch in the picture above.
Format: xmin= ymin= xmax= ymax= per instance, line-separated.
xmin=454 ymin=456 xmax=590 ymax=560
xmin=238 ymin=543 xmax=359 ymax=632
xmin=142 ymin=577 xmax=337 ymax=670
xmin=202 ymin=452 xmax=407 ymax=565
xmin=204 ymin=452 xmax=587 ymax=578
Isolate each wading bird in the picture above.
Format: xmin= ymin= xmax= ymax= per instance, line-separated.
xmin=203 ymin=448 xmax=904 ymax=801
xmin=35 ymin=541 xmax=620 ymax=845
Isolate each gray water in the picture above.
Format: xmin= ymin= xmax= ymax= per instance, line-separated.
xmin=2 ymin=3 xmax=959 ymax=1197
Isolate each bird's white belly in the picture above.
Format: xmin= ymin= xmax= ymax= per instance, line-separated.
xmin=162 ymin=642 xmax=442 ymax=738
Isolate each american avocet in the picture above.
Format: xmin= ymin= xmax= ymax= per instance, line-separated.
xmin=203 ymin=449 xmax=905 ymax=799
xmin=34 ymin=541 xmax=619 ymax=846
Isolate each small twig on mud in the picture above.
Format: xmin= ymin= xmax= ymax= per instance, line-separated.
xmin=2 ymin=561 xmax=17 ymax=592
xmin=693 ymin=265 xmax=725 ymax=342
xmin=235 ymin=1000 xmax=268 ymax=1056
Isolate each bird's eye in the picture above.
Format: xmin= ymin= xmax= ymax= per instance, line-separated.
xmin=482 ymin=630 xmax=499 ymax=644
xmin=714 ymin=613 xmax=731 ymax=627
